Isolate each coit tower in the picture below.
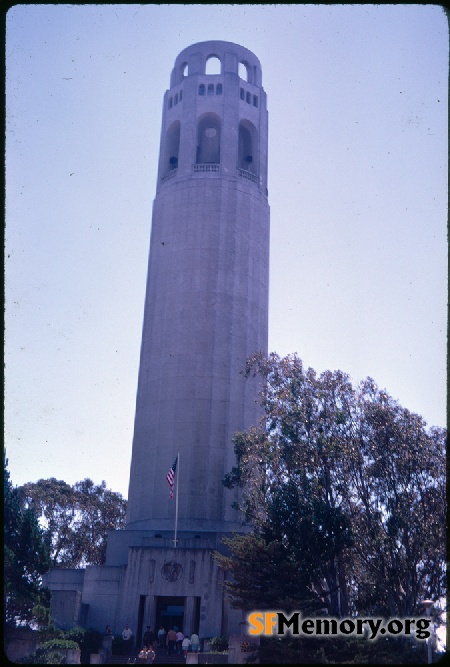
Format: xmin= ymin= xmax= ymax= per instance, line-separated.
xmin=126 ymin=40 xmax=269 ymax=538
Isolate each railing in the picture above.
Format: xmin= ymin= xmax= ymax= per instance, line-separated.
xmin=193 ymin=163 xmax=220 ymax=173
xmin=161 ymin=168 xmax=177 ymax=183
xmin=237 ymin=168 xmax=258 ymax=184
xmin=163 ymin=165 xmax=259 ymax=184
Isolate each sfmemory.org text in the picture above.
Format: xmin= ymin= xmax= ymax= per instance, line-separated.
xmin=247 ymin=612 xmax=432 ymax=640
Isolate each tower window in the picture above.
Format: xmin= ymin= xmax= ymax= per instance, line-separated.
xmin=246 ymin=91 xmax=251 ymax=104
xmin=196 ymin=113 xmax=221 ymax=164
xmin=198 ymin=84 xmax=205 ymax=96
xmin=181 ymin=63 xmax=188 ymax=78
xmin=238 ymin=120 xmax=258 ymax=176
xmin=179 ymin=90 xmax=183 ymax=101
xmin=207 ymin=83 xmax=214 ymax=96
xmin=253 ymin=95 xmax=258 ymax=107
xmin=168 ymin=97 xmax=173 ymax=109
xmin=163 ymin=120 xmax=180 ymax=179
xmin=240 ymin=88 xmax=245 ymax=100
xmin=205 ymin=55 xmax=221 ymax=75
xmin=174 ymin=93 xmax=178 ymax=105
xmin=239 ymin=61 xmax=249 ymax=82
xmin=216 ymin=83 xmax=222 ymax=95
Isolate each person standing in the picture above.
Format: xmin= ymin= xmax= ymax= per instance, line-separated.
xmin=175 ymin=629 xmax=184 ymax=654
xmin=182 ymin=635 xmax=191 ymax=658
xmin=166 ymin=628 xmax=177 ymax=655
xmin=122 ymin=623 xmax=133 ymax=655
xmin=157 ymin=626 xmax=166 ymax=648
xmin=143 ymin=626 xmax=155 ymax=649
xmin=103 ymin=625 xmax=114 ymax=658
xmin=190 ymin=632 xmax=200 ymax=653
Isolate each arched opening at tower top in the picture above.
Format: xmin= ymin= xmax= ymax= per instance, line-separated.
xmin=163 ymin=121 xmax=180 ymax=175
xmin=238 ymin=120 xmax=258 ymax=174
xmin=181 ymin=62 xmax=188 ymax=77
xmin=196 ymin=113 xmax=221 ymax=164
xmin=205 ymin=56 xmax=221 ymax=75
xmin=239 ymin=61 xmax=250 ymax=82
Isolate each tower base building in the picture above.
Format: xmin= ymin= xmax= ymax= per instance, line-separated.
xmin=44 ymin=41 xmax=269 ymax=645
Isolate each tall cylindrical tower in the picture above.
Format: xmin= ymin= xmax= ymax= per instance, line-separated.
xmin=126 ymin=41 xmax=269 ymax=536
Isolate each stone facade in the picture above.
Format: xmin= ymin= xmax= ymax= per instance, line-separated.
xmin=44 ymin=41 xmax=269 ymax=643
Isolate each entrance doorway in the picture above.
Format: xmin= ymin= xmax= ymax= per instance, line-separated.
xmin=156 ymin=596 xmax=185 ymax=633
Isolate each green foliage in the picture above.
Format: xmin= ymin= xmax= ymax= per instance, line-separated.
xmin=17 ymin=476 xmax=127 ymax=567
xmin=4 ymin=449 xmax=51 ymax=627
xmin=209 ymin=636 xmax=229 ymax=652
xmin=32 ymin=603 xmax=52 ymax=629
xmin=38 ymin=639 xmax=80 ymax=650
xmin=218 ymin=533 xmax=323 ymax=615
xmin=20 ymin=649 xmax=65 ymax=664
xmin=19 ymin=638 xmax=80 ymax=664
xmin=218 ymin=353 xmax=446 ymax=627
xmin=64 ymin=626 xmax=103 ymax=663
xmin=19 ymin=628 xmax=105 ymax=664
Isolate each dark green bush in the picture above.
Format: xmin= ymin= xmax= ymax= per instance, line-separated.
xmin=65 ymin=626 xmax=103 ymax=663
xmin=209 ymin=636 xmax=229 ymax=652
xmin=19 ymin=638 xmax=79 ymax=664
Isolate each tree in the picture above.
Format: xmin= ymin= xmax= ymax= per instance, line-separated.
xmin=219 ymin=354 xmax=355 ymax=617
xmin=218 ymin=353 xmax=446 ymax=631
xmin=17 ymin=477 xmax=127 ymax=568
xmin=4 ymin=449 xmax=51 ymax=627
xmin=345 ymin=378 xmax=446 ymax=617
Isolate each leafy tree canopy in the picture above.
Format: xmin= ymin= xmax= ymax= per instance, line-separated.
xmin=17 ymin=476 xmax=127 ymax=568
xmin=4 ymin=449 xmax=51 ymax=627
xmin=217 ymin=353 xmax=446 ymax=627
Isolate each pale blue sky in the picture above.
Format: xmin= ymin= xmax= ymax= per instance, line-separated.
xmin=5 ymin=4 xmax=448 ymax=498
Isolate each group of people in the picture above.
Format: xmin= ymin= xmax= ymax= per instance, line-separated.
xmin=164 ymin=628 xmax=200 ymax=657
xmin=137 ymin=646 xmax=155 ymax=663
xmin=103 ymin=623 xmax=201 ymax=660
xmin=102 ymin=624 xmax=135 ymax=659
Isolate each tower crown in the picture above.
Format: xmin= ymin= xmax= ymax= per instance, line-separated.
xmin=170 ymin=40 xmax=262 ymax=86
xmin=157 ymin=40 xmax=268 ymax=195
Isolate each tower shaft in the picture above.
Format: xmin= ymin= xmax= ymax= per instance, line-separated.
xmin=126 ymin=41 xmax=270 ymax=535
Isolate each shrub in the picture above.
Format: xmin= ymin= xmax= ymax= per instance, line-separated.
xmin=209 ymin=636 xmax=229 ymax=652
xmin=65 ymin=626 xmax=103 ymax=663
xmin=19 ymin=638 xmax=80 ymax=664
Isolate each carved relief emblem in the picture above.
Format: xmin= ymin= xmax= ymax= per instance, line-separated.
xmin=161 ymin=561 xmax=183 ymax=582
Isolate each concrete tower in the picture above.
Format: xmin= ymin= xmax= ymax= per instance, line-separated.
xmin=43 ymin=41 xmax=269 ymax=643
xmin=126 ymin=40 xmax=269 ymax=536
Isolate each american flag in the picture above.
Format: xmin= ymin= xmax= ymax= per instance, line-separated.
xmin=166 ymin=456 xmax=178 ymax=499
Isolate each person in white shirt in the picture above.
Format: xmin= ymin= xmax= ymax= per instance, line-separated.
xmin=182 ymin=635 xmax=191 ymax=657
xmin=122 ymin=623 xmax=133 ymax=655
xmin=157 ymin=626 xmax=166 ymax=648
xmin=190 ymin=633 xmax=200 ymax=652
xmin=176 ymin=629 xmax=184 ymax=654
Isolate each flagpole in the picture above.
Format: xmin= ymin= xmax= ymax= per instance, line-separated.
xmin=173 ymin=451 xmax=180 ymax=548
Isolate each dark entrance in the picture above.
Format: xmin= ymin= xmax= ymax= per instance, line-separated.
xmin=136 ymin=595 xmax=146 ymax=651
xmin=156 ymin=596 xmax=185 ymax=633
